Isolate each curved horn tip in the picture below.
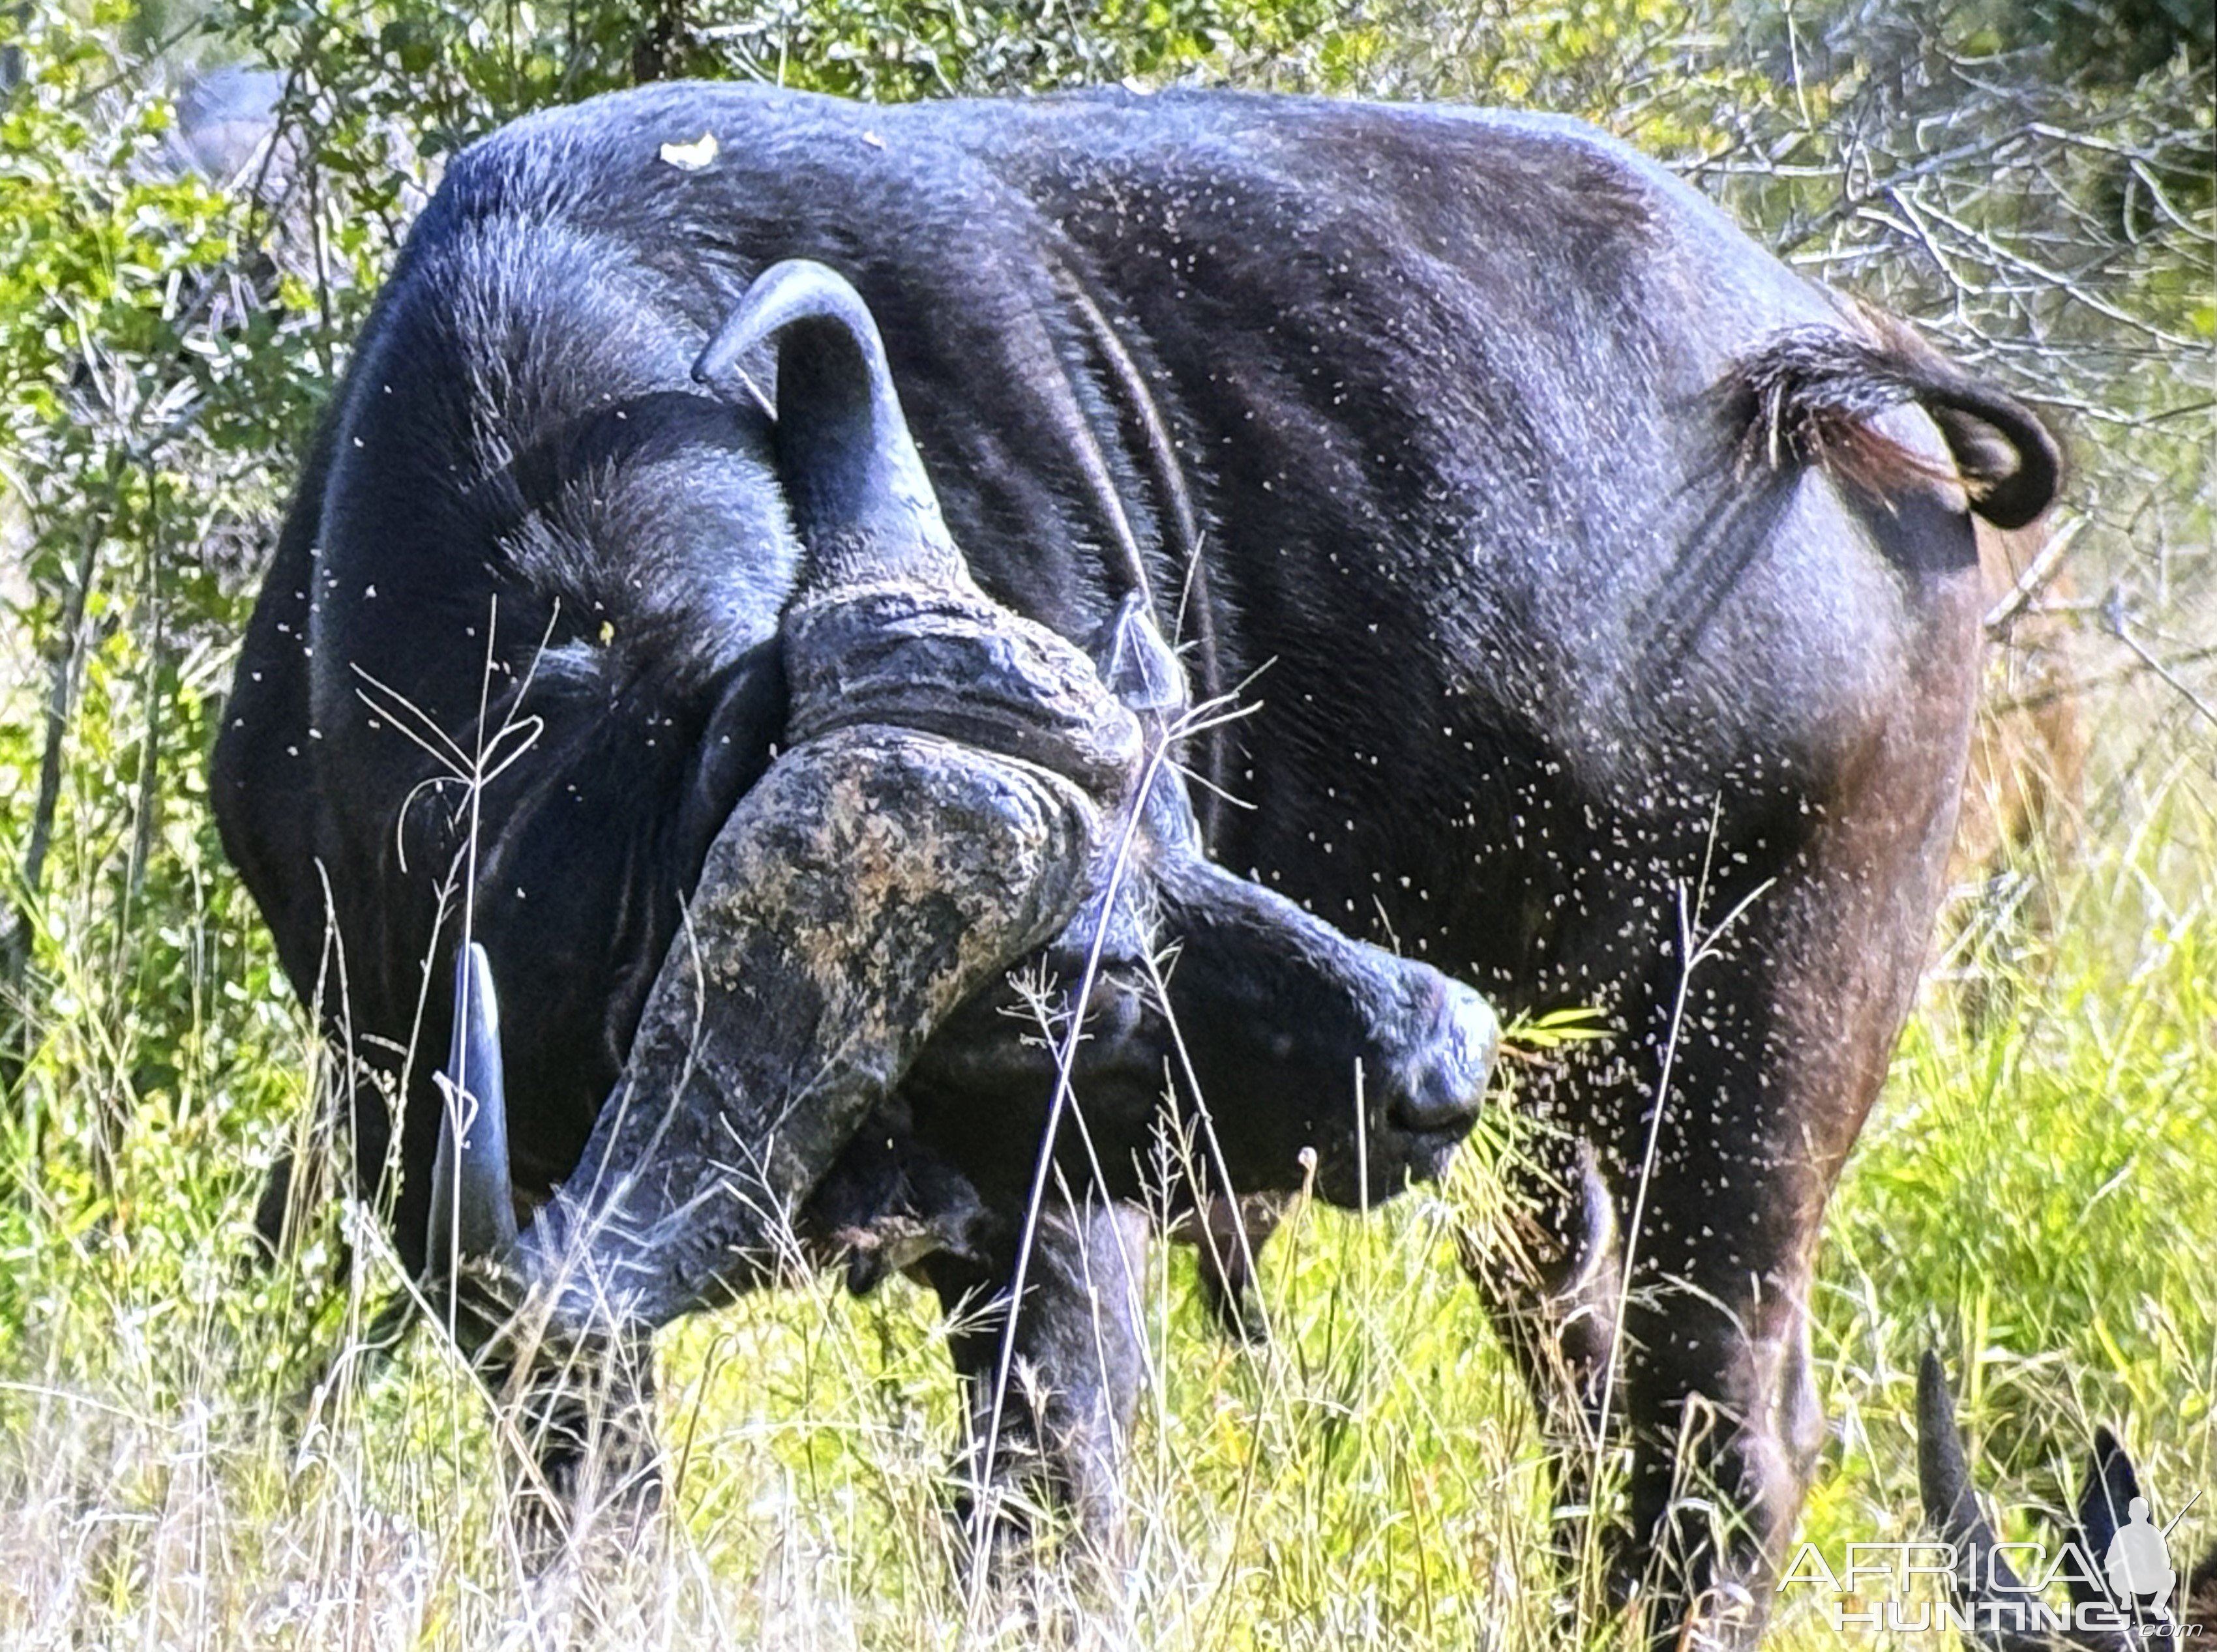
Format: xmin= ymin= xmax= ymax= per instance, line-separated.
xmin=430 ymin=941 xmax=519 ymax=1270
xmin=692 ymin=258 xmax=885 ymax=392
xmin=698 ymin=260 xmax=964 ymax=596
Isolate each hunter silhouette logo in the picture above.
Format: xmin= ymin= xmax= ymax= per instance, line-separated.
xmin=1779 ymin=1355 xmax=2216 ymax=1640
xmin=2108 ymin=1496 xmax=2179 ymax=1612
xmin=1901 ymin=1353 xmax=2216 ymax=1642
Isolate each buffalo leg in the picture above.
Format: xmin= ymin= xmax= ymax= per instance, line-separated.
xmin=1185 ymin=1192 xmax=1283 ymax=1343
xmin=1598 ymin=788 xmax=1959 ymax=1641
xmin=1459 ymin=1132 xmax=1622 ymax=1577
xmin=1453 ymin=522 xmax=1975 ymax=1645
xmin=1478 ymin=883 xmax=1918 ymax=1644
xmin=922 ymin=1196 xmax=1150 ymax=1578
xmin=499 ymin=1326 xmax=664 ymax=1569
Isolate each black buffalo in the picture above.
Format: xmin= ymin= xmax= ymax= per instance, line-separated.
xmin=213 ymin=84 xmax=2058 ymax=1646
xmin=1919 ymin=1353 xmax=2216 ymax=1648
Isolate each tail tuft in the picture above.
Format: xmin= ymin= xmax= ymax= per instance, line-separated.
xmin=1730 ymin=327 xmax=2061 ymax=531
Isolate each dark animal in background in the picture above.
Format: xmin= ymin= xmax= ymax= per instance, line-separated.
xmin=213 ymin=84 xmax=2059 ymax=1647
xmin=1918 ymin=1353 xmax=2216 ymax=1648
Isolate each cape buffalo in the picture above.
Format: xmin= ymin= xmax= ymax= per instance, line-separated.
xmin=213 ymin=84 xmax=2058 ymax=1645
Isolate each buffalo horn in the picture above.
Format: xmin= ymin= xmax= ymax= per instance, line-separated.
xmin=428 ymin=940 xmax=518 ymax=1271
xmin=1916 ymin=1351 xmax=2131 ymax=1651
xmin=694 ymin=259 xmax=968 ymax=598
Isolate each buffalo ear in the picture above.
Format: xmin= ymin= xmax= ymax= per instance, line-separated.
xmin=694 ymin=259 xmax=968 ymax=599
xmin=2067 ymin=1426 xmax=2145 ymax=1601
xmin=1094 ymin=593 xmax=1189 ymax=718
xmin=1918 ymin=1350 xmax=2038 ymax=1597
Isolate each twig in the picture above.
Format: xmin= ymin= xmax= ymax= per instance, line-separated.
xmin=1772 ymin=128 xmax=2031 ymax=255
xmin=2104 ymin=593 xmax=2217 ymax=732
xmin=122 ymin=460 xmax=169 ymax=929
xmin=1983 ymin=517 xmax=2084 ymax=636
xmin=3 ymin=458 xmax=121 ymax=1066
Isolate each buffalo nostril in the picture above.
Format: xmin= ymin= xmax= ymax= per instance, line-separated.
xmin=1386 ymin=977 xmax=1498 ymax=1134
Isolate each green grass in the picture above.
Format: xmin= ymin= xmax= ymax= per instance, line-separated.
xmin=1 ymin=730 xmax=2212 ymax=1649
